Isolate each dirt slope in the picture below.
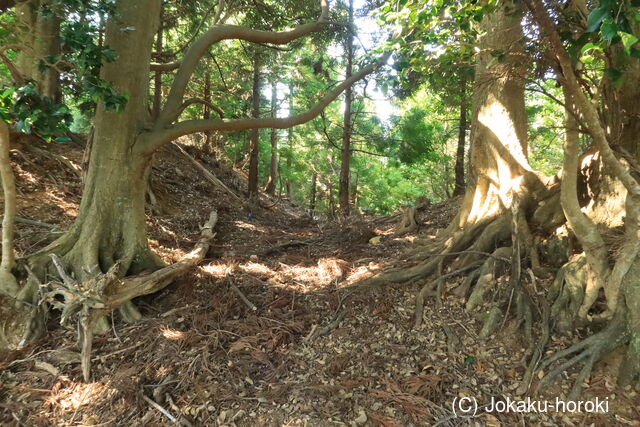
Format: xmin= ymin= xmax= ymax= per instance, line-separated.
xmin=0 ymin=141 xmax=638 ymax=426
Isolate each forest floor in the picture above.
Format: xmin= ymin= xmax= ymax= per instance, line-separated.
xmin=0 ymin=139 xmax=639 ymax=426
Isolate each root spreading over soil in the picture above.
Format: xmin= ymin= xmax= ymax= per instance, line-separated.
xmin=0 ymin=142 xmax=638 ymax=426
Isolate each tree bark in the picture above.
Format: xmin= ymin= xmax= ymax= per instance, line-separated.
xmin=453 ymin=75 xmax=468 ymax=196
xmin=15 ymin=0 xmax=61 ymax=100
xmin=265 ymin=79 xmax=278 ymax=195
xmin=29 ymin=0 xmax=162 ymax=280
xmin=0 ymin=120 xmax=18 ymax=295
xmin=248 ymin=56 xmax=261 ymax=200
xmin=152 ymin=3 xmax=164 ymax=119
xmin=338 ymin=0 xmax=354 ymax=217
xmin=285 ymin=84 xmax=294 ymax=197
xmin=309 ymin=172 xmax=317 ymax=213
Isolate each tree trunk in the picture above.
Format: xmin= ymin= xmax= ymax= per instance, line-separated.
xmin=453 ymin=75 xmax=468 ymax=197
xmin=358 ymin=2 xmax=559 ymax=314
xmin=309 ymin=172 xmax=317 ymax=213
xmin=203 ymin=69 xmax=213 ymax=153
xmin=152 ymin=4 xmax=164 ymax=119
xmin=338 ymin=0 xmax=354 ymax=217
xmin=16 ymin=0 xmax=61 ymax=100
xmin=2 ymin=0 xmax=163 ymax=349
xmin=0 ymin=120 xmax=18 ymax=296
xmin=248 ymin=56 xmax=261 ymax=200
xmin=265 ymin=79 xmax=278 ymax=195
xmin=285 ymin=84 xmax=294 ymax=197
xmin=351 ymin=170 xmax=358 ymax=207
xmin=32 ymin=0 xmax=162 ymax=274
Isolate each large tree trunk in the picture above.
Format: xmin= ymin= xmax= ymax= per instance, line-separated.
xmin=338 ymin=0 xmax=354 ymax=217
xmin=265 ymin=79 xmax=278 ymax=195
xmin=359 ymin=2 xmax=560 ymax=341
xmin=453 ymin=75 xmax=468 ymax=197
xmin=248 ymin=56 xmax=261 ymax=201
xmin=3 ymin=0 xmax=162 ymax=350
xmin=32 ymin=0 xmax=162 ymax=273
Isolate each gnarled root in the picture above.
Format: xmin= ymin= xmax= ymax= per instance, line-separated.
xmin=549 ymin=253 xmax=589 ymax=331
xmin=4 ymin=211 xmax=218 ymax=382
xmin=535 ymin=309 xmax=629 ymax=400
xmin=393 ymin=197 xmax=429 ymax=236
xmin=74 ymin=210 xmax=218 ymax=381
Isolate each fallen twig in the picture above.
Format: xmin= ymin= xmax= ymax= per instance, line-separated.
xmin=305 ymin=310 xmax=346 ymax=342
xmin=142 ymin=394 xmax=178 ymax=424
xmin=226 ymin=275 xmax=257 ymax=311
xmin=172 ymin=142 xmax=241 ymax=202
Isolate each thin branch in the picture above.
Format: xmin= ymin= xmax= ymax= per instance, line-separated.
xmin=0 ymin=53 xmax=25 ymax=85
xmin=179 ymin=98 xmax=224 ymax=118
xmin=209 ymin=54 xmax=229 ymax=92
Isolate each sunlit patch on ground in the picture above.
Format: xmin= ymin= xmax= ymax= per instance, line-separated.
xmin=160 ymin=326 xmax=186 ymax=340
xmin=47 ymin=381 xmax=114 ymax=412
xmin=233 ymin=220 xmax=268 ymax=233
xmin=201 ymin=262 xmax=232 ymax=278
xmin=239 ymin=261 xmax=274 ymax=276
xmin=344 ymin=262 xmax=381 ymax=284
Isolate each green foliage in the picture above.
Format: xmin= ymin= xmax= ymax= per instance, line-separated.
xmin=0 ymin=0 xmax=127 ymax=138
xmin=0 ymin=82 xmax=72 ymax=141
xmin=395 ymin=107 xmax=440 ymax=164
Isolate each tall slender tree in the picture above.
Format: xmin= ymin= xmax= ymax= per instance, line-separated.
xmin=339 ymin=0 xmax=354 ymax=217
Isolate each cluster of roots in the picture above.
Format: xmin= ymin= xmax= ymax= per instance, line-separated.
xmin=364 ymin=181 xmax=639 ymax=396
xmin=1 ymin=211 xmax=219 ymax=382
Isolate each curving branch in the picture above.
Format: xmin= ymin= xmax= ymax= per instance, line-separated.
xmin=157 ymin=0 xmax=329 ymax=127
xmin=149 ymin=61 xmax=181 ymax=72
xmin=524 ymin=0 xmax=640 ymax=198
xmin=139 ymin=52 xmax=391 ymax=153
xmin=179 ymin=97 xmax=224 ymax=118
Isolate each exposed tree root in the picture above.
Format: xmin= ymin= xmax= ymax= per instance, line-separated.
xmin=5 ymin=211 xmax=218 ymax=381
xmin=393 ymin=197 xmax=429 ymax=236
xmin=535 ymin=309 xmax=629 ymax=400
xmin=549 ymin=253 xmax=589 ymax=331
xmin=414 ymin=262 xmax=481 ymax=328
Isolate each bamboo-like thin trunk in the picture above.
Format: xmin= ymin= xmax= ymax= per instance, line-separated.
xmin=265 ymin=79 xmax=278 ymax=195
xmin=0 ymin=120 xmax=17 ymax=295
xmin=248 ymin=56 xmax=261 ymax=200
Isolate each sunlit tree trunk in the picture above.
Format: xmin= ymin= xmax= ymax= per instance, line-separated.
xmin=265 ymin=79 xmax=278 ymax=195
